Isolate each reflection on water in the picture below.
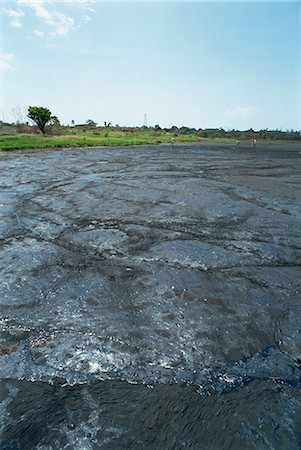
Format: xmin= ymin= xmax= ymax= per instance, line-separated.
xmin=1 ymin=378 xmax=301 ymax=450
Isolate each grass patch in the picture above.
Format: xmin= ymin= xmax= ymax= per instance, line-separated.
xmin=0 ymin=129 xmax=208 ymax=151
xmin=1 ymin=127 xmax=298 ymax=151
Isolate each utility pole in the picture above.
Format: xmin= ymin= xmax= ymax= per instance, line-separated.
xmin=143 ymin=113 xmax=148 ymax=128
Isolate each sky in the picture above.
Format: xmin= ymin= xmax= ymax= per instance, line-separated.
xmin=1 ymin=0 xmax=300 ymax=130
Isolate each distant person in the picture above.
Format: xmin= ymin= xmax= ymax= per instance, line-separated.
xmin=252 ymin=139 xmax=256 ymax=148
xmin=171 ymin=137 xmax=175 ymax=147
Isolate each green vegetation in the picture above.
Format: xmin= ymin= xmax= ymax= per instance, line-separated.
xmin=0 ymin=122 xmax=300 ymax=151
xmin=27 ymin=106 xmax=58 ymax=135
xmin=0 ymin=127 xmax=204 ymax=151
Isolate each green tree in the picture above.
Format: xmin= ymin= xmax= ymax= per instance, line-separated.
xmin=48 ymin=116 xmax=60 ymax=127
xmin=86 ymin=119 xmax=97 ymax=127
xmin=27 ymin=106 xmax=53 ymax=135
xmin=47 ymin=116 xmax=61 ymax=135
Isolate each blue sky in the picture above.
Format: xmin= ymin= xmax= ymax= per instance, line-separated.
xmin=1 ymin=0 xmax=300 ymax=130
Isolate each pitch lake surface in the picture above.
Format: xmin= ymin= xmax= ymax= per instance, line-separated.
xmin=0 ymin=142 xmax=300 ymax=449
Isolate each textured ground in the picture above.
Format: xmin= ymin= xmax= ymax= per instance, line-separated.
xmin=0 ymin=142 xmax=300 ymax=449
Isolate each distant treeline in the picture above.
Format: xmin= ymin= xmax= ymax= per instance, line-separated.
xmin=1 ymin=121 xmax=300 ymax=141
xmin=153 ymin=126 xmax=301 ymax=141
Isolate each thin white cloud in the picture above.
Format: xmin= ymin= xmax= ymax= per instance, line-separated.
xmin=66 ymin=0 xmax=95 ymax=11
xmin=66 ymin=0 xmax=96 ymax=23
xmin=4 ymin=8 xmax=25 ymax=28
xmin=34 ymin=30 xmax=46 ymax=38
xmin=18 ymin=0 xmax=74 ymax=36
xmin=224 ymin=106 xmax=258 ymax=121
xmin=0 ymin=53 xmax=15 ymax=71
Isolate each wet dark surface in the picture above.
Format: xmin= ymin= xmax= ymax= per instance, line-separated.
xmin=0 ymin=142 xmax=300 ymax=449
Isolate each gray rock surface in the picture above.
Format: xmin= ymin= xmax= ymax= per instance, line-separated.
xmin=0 ymin=142 xmax=300 ymax=449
